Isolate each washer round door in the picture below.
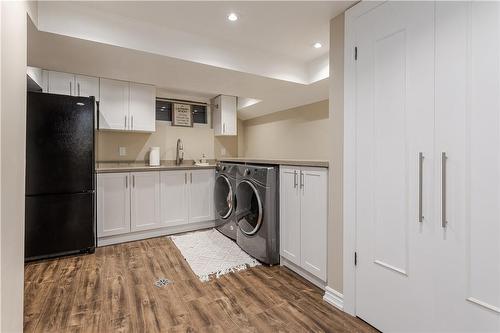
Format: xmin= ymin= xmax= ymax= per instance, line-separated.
xmin=236 ymin=180 xmax=263 ymax=236
xmin=214 ymin=174 xmax=234 ymax=219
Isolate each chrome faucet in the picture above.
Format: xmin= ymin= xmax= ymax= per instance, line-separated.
xmin=176 ymin=138 xmax=184 ymax=165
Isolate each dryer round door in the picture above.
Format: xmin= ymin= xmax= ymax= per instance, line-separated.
xmin=215 ymin=174 xmax=234 ymax=219
xmin=236 ymin=180 xmax=263 ymax=236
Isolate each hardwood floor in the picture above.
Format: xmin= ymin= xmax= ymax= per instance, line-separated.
xmin=24 ymin=236 xmax=376 ymax=333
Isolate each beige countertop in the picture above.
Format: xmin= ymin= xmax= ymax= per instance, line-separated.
xmin=218 ymin=157 xmax=329 ymax=168
xmin=96 ymin=160 xmax=216 ymax=173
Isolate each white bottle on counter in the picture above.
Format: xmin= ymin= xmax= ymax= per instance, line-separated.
xmin=149 ymin=147 xmax=160 ymax=166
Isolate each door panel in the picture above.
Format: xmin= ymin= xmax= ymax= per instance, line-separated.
xmin=130 ymin=172 xmax=161 ymax=232
xmin=160 ymin=170 xmax=189 ymax=226
xmin=99 ymin=78 xmax=129 ymax=130
xmin=97 ymin=173 xmax=130 ymax=237
xmin=354 ymin=2 xmax=435 ymax=331
xmin=75 ymin=75 xmax=99 ymax=99
xmin=300 ymin=167 xmax=327 ymax=280
xmin=435 ymin=2 xmax=500 ymax=331
xmin=189 ymin=169 xmax=214 ymax=223
xmin=129 ymin=82 xmax=155 ymax=132
xmin=47 ymin=71 xmax=74 ymax=96
xmin=279 ymin=167 xmax=301 ymax=265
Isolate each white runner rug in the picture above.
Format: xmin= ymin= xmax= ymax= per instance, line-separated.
xmin=170 ymin=229 xmax=260 ymax=282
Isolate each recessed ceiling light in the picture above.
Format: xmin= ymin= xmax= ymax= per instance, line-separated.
xmin=313 ymin=42 xmax=322 ymax=49
xmin=227 ymin=13 xmax=238 ymax=21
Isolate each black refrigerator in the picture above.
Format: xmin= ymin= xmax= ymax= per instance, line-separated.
xmin=25 ymin=92 xmax=96 ymax=261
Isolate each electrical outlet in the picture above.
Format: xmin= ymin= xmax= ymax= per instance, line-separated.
xmin=119 ymin=147 xmax=127 ymax=156
xmin=221 ymin=148 xmax=227 ymax=156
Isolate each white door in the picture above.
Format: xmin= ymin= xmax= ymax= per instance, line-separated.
xmin=97 ymin=173 xmax=131 ymax=237
xmin=47 ymin=71 xmax=75 ymax=96
xmin=279 ymin=166 xmax=301 ymax=265
xmin=221 ymin=95 xmax=237 ymax=135
xmin=129 ymin=82 xmax=155 ymax=132
xmin=99 ymin=78 xmax=129 ymax=130
xmin=75 ymin=75 xmax=99 ymax=100
xmin=189 ymin=169 xmax=214 ymax=223
xmin=354 ymin=2 xmax=436 ymax=331
xmin=299 ymin=167 xmax=327 ymax=281
xmin=160 ymin=170 xmax=189 ymax=227
xmin=130 ymin=172 xmax=161 ymax=232
xmin=435 ymin=2 xmax=500 ymax=331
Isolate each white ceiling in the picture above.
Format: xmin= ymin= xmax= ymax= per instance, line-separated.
xmin=33 ymin=1 xmax=352 ymax=118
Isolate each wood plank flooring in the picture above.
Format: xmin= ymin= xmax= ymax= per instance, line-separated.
xmin=24 ymin=236 xmax=377 ymax=332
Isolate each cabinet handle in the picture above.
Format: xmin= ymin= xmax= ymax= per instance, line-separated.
xmin=190 ymin=172 xmax=193 ymax=184
xmin=77 ymin=82 xmax=80 ymax=96
xmin=300 ymin=171 xmax=304 ymax=189
xmin=441 ymin=152 xmax=447 ymax=228
xmin=132 ymin=175 xmax=135 ymax=188
xmin=418 ymin=152 xmax=424 ymax=223
xmin=124 ymin=116 xmax=127 ymax=129
xmin=131 ymin=115 xmax=134 ymax=130
xmin=223 ymin=123 xmax=226 ymax=134
xmin=69 ymin=81 xmax=72 ymax=96
xmin=185 ymin=172 xmax=187 ymax=184
xmin=125 ymin=175 xmax=128 ymax=188
xmin=293 ymin=170 xmax=298 ymax=188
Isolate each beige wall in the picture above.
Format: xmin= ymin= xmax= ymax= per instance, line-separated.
xmin=328 ymin=13 xmax=345 ymax=293
xmin=1 ymin=2 xmax=37 ymax=331
xmin=240 ymin=100 xmax=329 ymax=160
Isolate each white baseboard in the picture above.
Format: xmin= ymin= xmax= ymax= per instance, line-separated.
xmin=323 ymin=286 xmax=344 ymax=311
xmin=280 ymin=256 xmax=326 ymax=290
xmin=98 ymin=220 xmax=216 ymax=246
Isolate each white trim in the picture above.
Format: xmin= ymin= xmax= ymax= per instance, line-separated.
xmin=323 ymin=286 xmax=344 ymax=311
xmin=98 ymin=220 xmax=216 ymax=246
xmin=342 ymin=1 xmax=385 ymax=317
xmin=280 ymin=256 xmax=326 ymax=290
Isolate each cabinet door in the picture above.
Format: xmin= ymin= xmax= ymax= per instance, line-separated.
xmin=221 ymin=95 xmax=237 ymax=135
xmin=129 ymin=82 xmax=155 ymax=132
xmin=189 ymin=169 xmax=214 ymax=223
xmin=160 ymin=170 xmax=189 ymax=226
xmin=47 ymin=71 xmax=75 ymax=96
xmin=75 ymin=75 xmax=99 ymax=100
xmin=97 ymin=173 xmax=130 ymax=237
xmin=99 ymin=78 xmax=129 ymax=130
xmin=212 ymin=96 xmax=222 ymax=135
xmin=299 ymin=167 xmax=327 ymax=280
xmin=279 ymin=166 xmax=301 ymax=265
xmin=434 ymin=3 xmax=500 ymax=332
xmin=130 ymin=172 xmax=161 ymax=232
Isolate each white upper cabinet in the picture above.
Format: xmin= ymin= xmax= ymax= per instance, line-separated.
xmin=129 ymin=82 xmax=156 ymax=132
xmin=99 ymin=78 xmax=130 ymax=131
xmin=189 ymin=169 xmax=215 ymax=223
xmin=160 ymin=170 xmax=189 ymax=227
xmin=75 ymin=75 xmax=99 ymax=100
xmin=130 ymin=172 xmax=161 ymax=232
xmin=213 ymin=95 xmax=237 ymax=136
xmin=47 ymin=71 xmax=75 ymax=96
xmin=97 ymin=173 xmax=131 ymax=237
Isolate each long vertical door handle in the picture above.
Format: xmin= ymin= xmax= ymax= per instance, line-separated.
xmin=131 ymin=115 xmax=134 ymax=130
xmin=125 ymin=175 xmax=128 ymax=188
xmin=418 ymin=152 xmax=424 ymax=222
xmin=185 ymin=172 xmax=187 ymax=184
xmin=223 ymin=123 xmax=226 ymax=134
xmin=293 ymin=170 xmax=298 ymax=188
xmin=441 ymin=152 xmax=448 ymax=228
xmin=125 ymin=116 xmax=127 ymax=130
xmin=132 ymin=175 xmax=135 ymax=188
xmin=77 ymin=82 xmax=80 ymax=96
xmin=190 ymin=172 xmax=193 ymax=184
xmin=300 ymin=171 xmax=304 ymax=189
xmin=69 ymin=81 xmax=72 ymax=96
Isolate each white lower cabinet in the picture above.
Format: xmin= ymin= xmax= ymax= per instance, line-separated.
xmin=97 ymin=169 xmax=215 ymax=245
xmin=97 ymin=173 xmax=131 ymax=237
xmin=280 ymin=166 xmax=327 ymax=282
xmin=130 ymin=172 xmax=161 ymax=232
xmin=160 ymin=170 xmax=189 ymax=227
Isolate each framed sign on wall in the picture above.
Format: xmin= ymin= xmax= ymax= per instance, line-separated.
xmin=172 ymin=103 xmax=193 ymax=127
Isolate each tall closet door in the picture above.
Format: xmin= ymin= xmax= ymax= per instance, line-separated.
xmin=435 ymin=2 xmax=500 ymax=331
xmin=354 ymin=2 xmax=436 ymax=331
